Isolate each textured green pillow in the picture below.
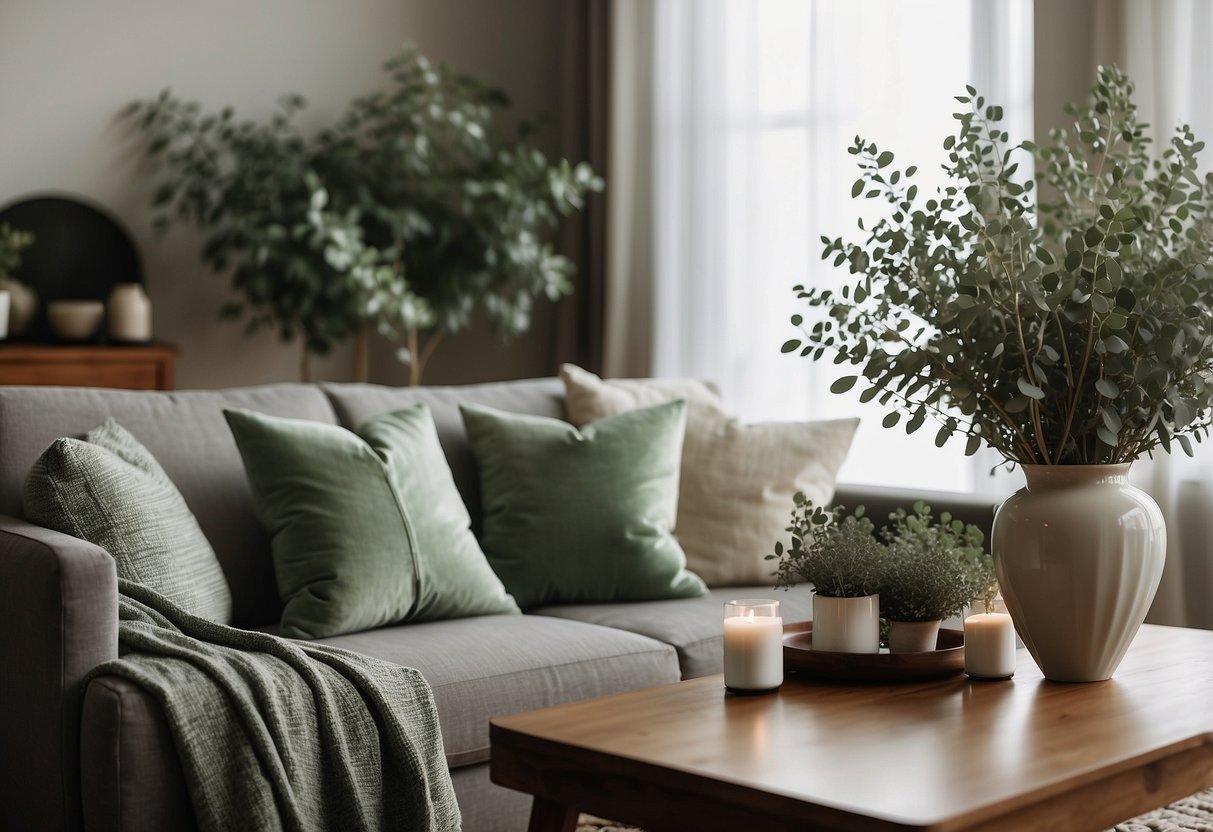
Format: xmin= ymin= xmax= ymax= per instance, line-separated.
xmin=461 ymin=400 xmax=707 ymax=608
xmin=225 ymin=404 xmax=518 ymax=639
xmin=23 ymin=419 xmax=233 ymax=623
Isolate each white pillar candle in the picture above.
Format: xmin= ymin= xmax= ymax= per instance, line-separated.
xmin=967 ymin=595 xmax=1023 ymax=648
xmin=723 ymin=599 xmax=783 ymax=693
xmin=965 ymin=613 xmax=1017 ymax=680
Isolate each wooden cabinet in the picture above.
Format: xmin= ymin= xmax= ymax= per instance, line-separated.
xmin=0 ymin=343 xmax=178 ymax=390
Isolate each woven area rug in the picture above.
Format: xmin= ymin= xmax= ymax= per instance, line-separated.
xmin=576 ymin=787 xmax=1213 ymax=831
xmin=1112 ymin=787 xmax=1213 ymax=831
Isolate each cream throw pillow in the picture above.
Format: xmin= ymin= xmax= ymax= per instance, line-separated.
xmin=561 ymin=364 xmax=858 ymax=586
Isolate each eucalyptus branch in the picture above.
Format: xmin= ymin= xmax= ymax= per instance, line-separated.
xmin=797 ymin=305 xmax=1038 ymax=461
xmin=788 ymin=66 xmax=1213 ymax=467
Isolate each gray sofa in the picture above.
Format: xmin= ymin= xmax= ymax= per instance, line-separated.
xmin=0 ymin=378 xmax=999 ymax=832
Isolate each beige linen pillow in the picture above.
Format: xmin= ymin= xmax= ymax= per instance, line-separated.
xmin=560 ymin=364 xmax=858 ymax=586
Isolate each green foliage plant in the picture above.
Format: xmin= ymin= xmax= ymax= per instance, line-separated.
xmin=783 ymin=66 xmax=1213 ymax=465
xmin=769 ymin=493 xmax=885 ymax=598
xmin=878 ymin=502 xmax=992 ymax=622
xmin=128 ymin=91 xmax=354 ymax=374
xmin=0 ymin=223 xmax=34 ymax=285
xmin=128 ymin=47 xmax=602 ymax=383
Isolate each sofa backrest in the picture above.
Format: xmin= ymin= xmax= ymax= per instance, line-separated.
xmin=0 ymin=384 xmax=337 ymax=625
xmin=322 ymin=378 xmax=565 ymax=532
xmin=0 ymin=377 xmax=565 ymax=627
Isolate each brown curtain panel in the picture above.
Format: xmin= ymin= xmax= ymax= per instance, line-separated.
xmin=553 ymin=0 xmax=611 ymax=375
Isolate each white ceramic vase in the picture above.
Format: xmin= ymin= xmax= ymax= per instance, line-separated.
xmin=107 ymin=283 xmax=152 ymax=342
xmin=812 ymin=594 xmax=880 ymax=654
xmin=887 ymin=619 xmax=940 ymax=653
xmin=0 ymin=289 xmax=9 ymax=340
xmin=6 ymin=279 xmax=37 ymax=337
xmin=992 ymin=464 xmax=1165 ymax=682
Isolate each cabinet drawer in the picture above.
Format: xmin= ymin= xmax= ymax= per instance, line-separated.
xmin=0 ymin=344 xmax=178 ymax=390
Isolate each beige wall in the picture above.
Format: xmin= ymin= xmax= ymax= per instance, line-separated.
xmin=0 ymin=0 xmax=564 ymax=388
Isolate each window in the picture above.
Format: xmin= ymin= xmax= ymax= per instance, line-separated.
xmin=651 ymin=0 xmax=1032 ymax=493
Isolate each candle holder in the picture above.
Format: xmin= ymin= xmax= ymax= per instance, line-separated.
xmin=723 ymin=599 xmax=783 ymax=694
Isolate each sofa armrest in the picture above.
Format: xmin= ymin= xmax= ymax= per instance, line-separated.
xmin=832 ymin=483 xmax=1000 ymax=541
xmin=81 ymin=676 xmax=194 ymax=832
xmin=0 ymin=515 xmax=118 ymax=832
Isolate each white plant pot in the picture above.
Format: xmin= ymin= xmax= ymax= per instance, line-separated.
xmin=993 ymin=464 xmax=1165 ymax=682
xmin=887 ymin=619 xmax=941 ymax=653
xmin=812 ymin=594 xmax=879 ymax=654
xmin=0 ymin=290 xmax=10 ymax=340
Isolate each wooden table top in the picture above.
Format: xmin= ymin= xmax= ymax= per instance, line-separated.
xmin=491 ymin=624 xmax=1213 ymax=831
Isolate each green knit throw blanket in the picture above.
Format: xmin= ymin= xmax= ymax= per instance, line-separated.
xmin=89 ymin=579 xmax=461 ymax=832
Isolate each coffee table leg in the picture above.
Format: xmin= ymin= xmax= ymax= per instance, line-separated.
xmin=526 ymin=797 xmax=579 ymax=832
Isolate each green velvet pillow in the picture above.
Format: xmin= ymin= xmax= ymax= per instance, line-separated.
xmin=225 ymin=404 xmax=518 ymax=639
xmin=461 ymin=400 xmax=707 ymax=608
xmin=23 ymin=419 xmax=233 ymax=623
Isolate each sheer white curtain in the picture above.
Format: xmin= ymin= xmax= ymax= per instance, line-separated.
xmin=1096 ymin=0 xmax=1213 ymax=629
xmin=608 ymin=0 xmax=1032 ymax=494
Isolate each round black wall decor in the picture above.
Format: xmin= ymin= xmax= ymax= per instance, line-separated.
xmin=0 ymin=194 xmax=144 ymax=341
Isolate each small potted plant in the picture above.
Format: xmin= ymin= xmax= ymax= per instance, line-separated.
xmin=878 ymin=503 xmax=990 ymax=653
xmin=0 ymin=223 xmax=35 ymax=340
xmin=770 ymin=494 xmax=885 ymax=654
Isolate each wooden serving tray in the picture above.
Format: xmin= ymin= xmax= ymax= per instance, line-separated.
xmin=783 ymin=621 xmax=966 ymax=683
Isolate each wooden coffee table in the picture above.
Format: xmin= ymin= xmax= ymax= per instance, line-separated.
xmin=490 ymin=624 xmax=1213 ymax=831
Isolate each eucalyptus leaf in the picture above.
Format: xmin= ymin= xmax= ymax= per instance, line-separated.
xmin=830 ymin=376 xmax=858 ymax=394
xmin=1017 ymin=377 xmax=1045 ymax=400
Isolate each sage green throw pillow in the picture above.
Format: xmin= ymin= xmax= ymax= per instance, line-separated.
xmin=23 ymin=419 xmax=233 ymax=623
xmin=461 ymin=400 xmax=707 ymax=608
xmin=225 ymin=405 xmax=518 ymax=639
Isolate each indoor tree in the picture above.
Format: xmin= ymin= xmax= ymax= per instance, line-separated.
xmin=129 ymin=47 xmax=601 ymax=383
xmin=127 ymin=91 xmax=357 ymax=381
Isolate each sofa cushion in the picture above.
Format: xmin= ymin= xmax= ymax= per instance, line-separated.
xmin=24 ymin=419 xmax=232 ymax=623
xmin=562 ymin=363 xmax=724 ymax=417
xmin=533 ymin=586 xmax=815 ymax=679
xmin=462 ymin=401 xmax=707 ymax=608
xmin=561 ymin=364 xmax=859 ymax=587
xmin=314 ymin=614 xmax=680 ymax=768
xmin=0 ymin=384 xmax=337 ymax=626
xmin=225 ymin=406 xmax=517 ymax=638
xmin=321 ymin=379 xmax=564 ymax=533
